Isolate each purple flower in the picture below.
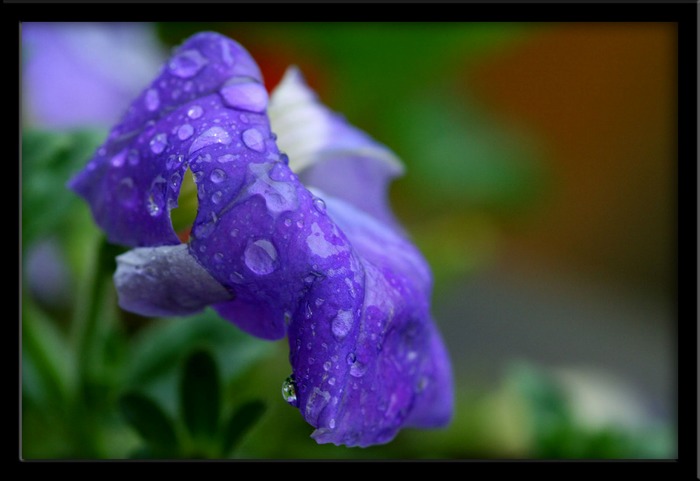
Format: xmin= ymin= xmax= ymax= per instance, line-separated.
xmin=69 ymin=32 xmax=453 ymax=447
xmin=22 ymin=22 xmax=165 ymax=128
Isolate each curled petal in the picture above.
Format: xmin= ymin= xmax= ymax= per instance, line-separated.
xmin=269 ymin=68 xmax=404 ymax=228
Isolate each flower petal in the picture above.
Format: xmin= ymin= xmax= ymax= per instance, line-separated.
xmin=68 ymin=31 xmax=268 ymax=247
xmin=22 ymin=22 xmax=166 ymax=128
xmin=286 ymin=192 xmax=453 ymax=447
xmin=114 ymin=244 xmax=232 ymax=317
xmin=269 ymin=67 xmax=405 ymax=227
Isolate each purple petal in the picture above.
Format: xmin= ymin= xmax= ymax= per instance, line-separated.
xmin=22 ymin=22 xmax=166 ymax=128
xmin=286 ymin=192 xmax=453 ymax=447
xmin=69 ymin=31 xmax=454 ymax=446
xmin=68 ymin=32 xmax=268 ymax=247
xmin=269 ymin=68 xmax=404 ymax=228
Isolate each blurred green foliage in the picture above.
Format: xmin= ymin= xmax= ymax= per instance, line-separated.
xmin=20 ymin=23 xmax=673 ymax=460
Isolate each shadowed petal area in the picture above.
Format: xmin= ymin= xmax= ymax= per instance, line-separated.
xmin=269 ymin=68 xmax=405 ymax=229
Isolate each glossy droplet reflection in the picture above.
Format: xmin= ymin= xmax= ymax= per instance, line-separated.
xmin=243 ymin=239 xmax=278 ymax=275
xmin=168 ymin=49 xmax=208 ymax=78
xmin=282 ymin=374 xmax=298 ymax=406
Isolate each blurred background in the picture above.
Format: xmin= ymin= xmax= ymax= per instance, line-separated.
xmin=21 ymin=22 xmax=676 ymax=459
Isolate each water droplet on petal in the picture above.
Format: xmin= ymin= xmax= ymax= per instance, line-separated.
xmin=211 ymin=191 xmax=223 ymax=204
xmin=169 ymin=49 xmax=208 ymax=78
xmin=214 ymin=252 xmax=224 ymax=263
xmin=110 ymin=150 xmax=127 ymax=167
xmin=284 ymin=218 xmax=292 ymax=227
xmin=244 ymin=239 xmax=278 ymax=275
xmin=346 ymin=352 xmax=357 ymax=365
xmin=149 ymin=133 xmax=168 ymax=154
xmin=279 ymin=153 xmax=289 ymax=165
xmin=169 ymin=172 xmax=181 ymax=190
xmin=145 ymin=88 xmax=160 ymax=111
xmin=329 ymin=418 xmax=336 ymax=429
xmin=230 ymin=228 xmax=239 ymax=237
xmin=189 ymin=126 xmax=231 ymax=155
xmin=323 ymin=361 xmax=332 ymax=372
xmin=127 ymin=149 xmax=140 ymax=166
xmin=282 ymin=374 xmax=298 ymax=406
xmin=187 ymin=104 xmax=203 ymax=119
xmin=349 ymin=361 xmax=366 ymax=378
xmin=242 ymin=128 xmax=265 ymax=152
xmin=219 ymin=77 xmax=269 ymax=113
xmin=210 ymin=168 xmax=226 ymax=183
xmin=313 ymin=197 xmax=326 ymax=214
xmin=217 ymin=153 xmax=238 ymax=163
xmin=116 ymin=177 xmax=136 ymax=206
xmin=177 ymin=123 xmax=194 ymax=140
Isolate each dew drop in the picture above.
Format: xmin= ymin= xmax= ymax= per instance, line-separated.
xmin=189 ymin=126 xmax=231 ymax=155
xmin=242 ymin=128 xmax=265 ymax=152
xmin=323 ymin=361 xmax=332 ymax=372
xmin=331 ymin=310 xmax=353 ymax=340
xmin=210 ymin=168 xmax=226 ymax=183
xmin=149 ymin=133 xmax=167 ymax=154
xmin=211 ymin=191 xmax=223 ymax=204
xmin=349 ymin=361 xmax=367 ymax=378
xmin=219 ymin=77 xmax=269 ymax=113
xmin=187 ymin=104 xmax=203 ymax=119
xmin=243 ymin=239 xmax=278 ymax=275
xmin=116 ymin=177 xmax=136 ymax=206
xmin=328 ymin=377 xmax=336 ymax=386
xmin=230 ymin=228 xmax=239 ymax=237
xmin=282 ymin=375 xmax=298 ymax=406
xmin=110 ymin=150 xmax=126 ymax=168
xmin=313 ymin=197 xmax=326 ymax=214
xmin=217 ymin=153 xmax=238 ymax=163
xmin=127 ymin=149 xmax=140 ymax=166
xmin=168 ymin=49 xmax=208 ymax=78
xmin=214 ymin=252 xmax=224 ymax=263
xmin=329 ymin=418 xmax=336 ymax=429
xmin=346 ymin=352 xmax=357 ymax=365
xmin=284 ymin=218 xmax=293 ymax=227
xmin=145 ymin=88 xmax=160 ymax=111
xmin=177 ymin=123 xmax=194 ymax=140
xmin=280 ymin=152 xmax=289 ymax=165
xmin=169 ymin=172 xmax=181 ymax=190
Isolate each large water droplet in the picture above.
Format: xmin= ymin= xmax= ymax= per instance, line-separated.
xmin=149 ymin=133 xmax=167 ymax=154
xmin=189 ymin=126 xmax=231 ymax=155
xmin=219 ymin=77 xmax=269 ymax=113
xmin=187 ymin=104 xmax=203 ymax=119
xmin=282 ymin=374 xmax=298 ymax=406
xmin=243 ymin=239 xmax=278 ymax=275
xmin=242 ymin=128 xmax=265 ymax=152
xmin=168 ymin=49 xmax=208 ymax=78
xmin=331 ymin=310 xmax=353 ymax=340
xmin=210 ymin=168 xmax=226 ymax=183
xmin=177 ymin=123 xmax=194 ymax=140
xmin=145 ymin=88 xmax=160 ymax=111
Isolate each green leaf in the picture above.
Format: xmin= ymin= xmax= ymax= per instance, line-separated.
xmin=220 ymin=400 xmax=266 ymax=457
xmin=125 ymin=308 xmax=274 ymax=415
xmin=21 ymin=128 xmax=106 ymax=248
xmin=180 ymin=349 xmax=220 ymax=442
xmin=118 ymin=391 xmax=179 ymax=457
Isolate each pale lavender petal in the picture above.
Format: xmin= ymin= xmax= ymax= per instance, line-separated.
xmin=22 ymin=22 xmax=166 ymax=128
